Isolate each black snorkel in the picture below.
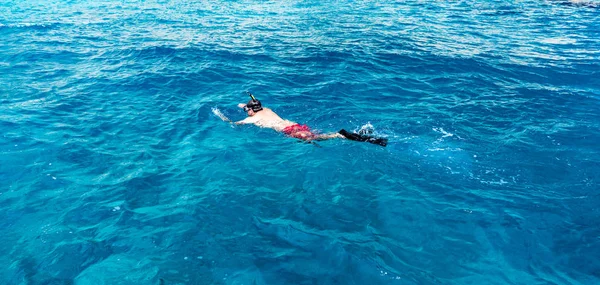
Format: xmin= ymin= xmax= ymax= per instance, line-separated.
xmin=244 ymin=91 xmax=263 ymax=112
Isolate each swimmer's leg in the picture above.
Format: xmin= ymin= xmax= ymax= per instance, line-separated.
xmin=311 ymin=133 xmax=345 ymax=141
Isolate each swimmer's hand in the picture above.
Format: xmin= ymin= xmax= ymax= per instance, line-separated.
xmin=237 ymin=103 xmax=246 ymax=108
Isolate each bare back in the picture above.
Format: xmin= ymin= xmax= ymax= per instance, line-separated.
xmin=238 ymin=108 xmax=296 ymax=131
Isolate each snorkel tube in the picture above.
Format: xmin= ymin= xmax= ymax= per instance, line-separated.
xmin=247 ymin=91 xmax=257 ymax=101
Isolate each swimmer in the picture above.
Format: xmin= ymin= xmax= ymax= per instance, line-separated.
xmin=219 ymin=92 xmax=388 ymax=146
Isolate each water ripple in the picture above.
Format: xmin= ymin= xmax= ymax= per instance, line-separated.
xmin=1 ymin=1 xmax=600 ymax=284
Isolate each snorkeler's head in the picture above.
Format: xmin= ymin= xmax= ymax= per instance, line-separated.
xmin=244 ymin=92 xmax=263 ymax=113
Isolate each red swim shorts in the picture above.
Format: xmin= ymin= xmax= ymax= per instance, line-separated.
xmin=282 ymin=124 xmax=315 ymax=139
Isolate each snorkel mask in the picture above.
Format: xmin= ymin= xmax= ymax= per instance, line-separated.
xmin=243 ymin=91 xmax=263 ymax=112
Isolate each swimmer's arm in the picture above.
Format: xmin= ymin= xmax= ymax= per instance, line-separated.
xmin=234 ymin=117 xmax=257 ymax=125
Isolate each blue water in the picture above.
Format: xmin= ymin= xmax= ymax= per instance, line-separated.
xmin=1 ymin=1 xmax=599 ymax=284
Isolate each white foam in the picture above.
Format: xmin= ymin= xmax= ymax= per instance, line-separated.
xmin=433 ymin=127 xmax=453 ymax=138
xmin=212 ymin=107 xmax=230 ymax=122
xmin=353 ymin=122 xmax=389 ymax=137
xmin=541 ymin=37 xmax=577 ymax=45
xmin=359 ymin=122 xmax=374 ymax=132
xmin=427 ymin=147 xmax=463 ymax=152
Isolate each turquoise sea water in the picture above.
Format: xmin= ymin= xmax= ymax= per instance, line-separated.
xmin=1 ymin=1 xmax=600 ymax=284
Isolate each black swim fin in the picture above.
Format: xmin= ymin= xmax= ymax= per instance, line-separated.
xmin=338 ymin=129 xmax=388 ymax=147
